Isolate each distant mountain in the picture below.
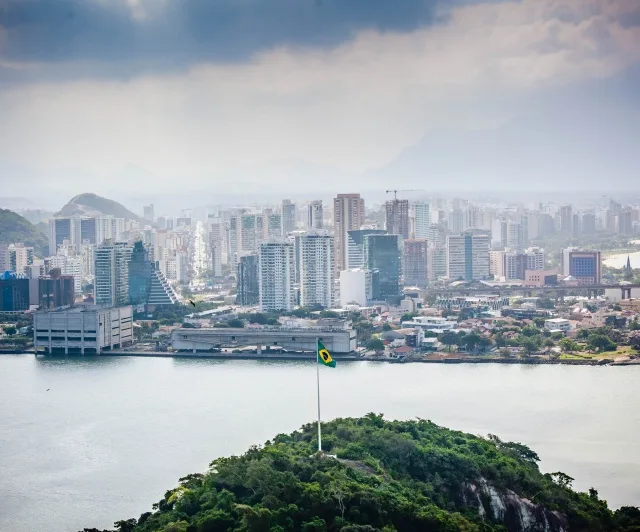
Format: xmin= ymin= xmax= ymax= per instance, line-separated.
xmin=0 ymin=209 xmax=49 ymax=258
xmin=55 ymin=193 xmax=143 ymax=222
xmin=367 ymin=101 xmax=640 ymax=192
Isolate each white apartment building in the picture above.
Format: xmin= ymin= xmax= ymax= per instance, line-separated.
xmin=446 ymin=233 xmax=490 ymax=281
xmin=428 ymin=245 xmax=447 ymax=281
xmin=94 ymin=241 xmax=132 ymax=307
xmin=48 ymin=254 xmax=83 ymax=294
xmin=299 ymin=232 xmax=334 ymax=309
xmin=308 ymin=200 xmax=324 ymax=229
xmin=339 ymin=269 xmax=373 ymax=307
xmin=333 ymin=194 xmax=365 ymax=275
xmin=259 ymin=240 xmax=295 ymax=312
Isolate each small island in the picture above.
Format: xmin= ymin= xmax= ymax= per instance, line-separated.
xmin=81 ymin=415 xmax=640 ymax=532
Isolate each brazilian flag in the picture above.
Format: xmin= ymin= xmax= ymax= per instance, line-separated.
xmin=317 ymin=340 xmax=336 ymax=368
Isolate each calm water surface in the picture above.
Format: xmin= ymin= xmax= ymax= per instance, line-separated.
xmin=1 ymin=355 xmax=639 ymax=532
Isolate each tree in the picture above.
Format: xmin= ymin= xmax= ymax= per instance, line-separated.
xmin=382 ymin=323 xmax=392 ymax=331
xmin=493 ymin=332 xmax=506 ymax=347
xmin=478 ymin=337 xmax=493 ymax=352
xmin=559 ymin=338 xmax=579 ymax=353
xmin=227 ymin=319 xmax=245 ymax=328
xmin=587 ymin=334 xmax=616 ymax=353
xmin=213 ymin=322 xmax=230 ymax=328
xmin=181 ymin=322 xmax=196 ymax=329
xmin=3 ymin=326 xmax=16 ymax=336
xmin=463 ymin=332 xmax=481 ymax=352
xmin=401 ymin=313 xmax=416 ymax=322
xmin=438 ymin=331 xmax=458 ymax=352
xmin=550 ymin=472 xmax=574 ymax=489
xmin=366 ymin=338 xmax=384 ymax=352
xmin=247 ymin=313 xmax=268 ymax=325
xmin=543 ymin=338 xmax=555 ymax=351
xmin=521 ymin=336 xmax=541 ymax=356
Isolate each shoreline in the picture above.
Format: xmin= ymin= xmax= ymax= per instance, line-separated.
xmin=3 ymin=349 xmax=639 ymax=366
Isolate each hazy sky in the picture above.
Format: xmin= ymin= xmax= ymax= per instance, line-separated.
xmin=0 ymin=0 xmax=639 ymax=204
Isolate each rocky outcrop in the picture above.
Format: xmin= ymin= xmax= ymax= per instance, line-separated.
xmin=463 ymin=479 xmax=567 ymax=532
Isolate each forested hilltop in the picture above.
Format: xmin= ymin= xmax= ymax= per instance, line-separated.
xmin=82 ymin=415 xmax=640 ymax=532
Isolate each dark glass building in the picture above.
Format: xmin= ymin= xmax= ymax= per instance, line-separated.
xmin=237 ymin=254 xmax=259 ymax=306
xmin=363 ymin=234 xmax=401 ymax=300
xmin=39 ymin=272 xmax=75 ymax=309
xmin=0 ymin=271 xmax=30 ymax=311
xmin=128 ymin=241 xmax=153 ymax=306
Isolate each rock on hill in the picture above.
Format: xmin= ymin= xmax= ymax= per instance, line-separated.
xmin=0 ymin=209 xmax=49 ymax=257
xmin=56 ymin=193 xmax=143 ymax=222
xmin=82 ymin=415 xmax=640 ymax=532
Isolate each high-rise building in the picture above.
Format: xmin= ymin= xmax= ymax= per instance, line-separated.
xmin=143 ymin=204 xmax=154 ymax=221
xmin=346 ymin=229 xmax=387 ymax=270
xmin=403 ymin=239 xmax=428 ymax=288
xmin=560 ymin=205 xmax=573 ymax=233
xmin=49 ymin=218 xmax=73 ymax=254
xmin=449 ymin=209 xmax=464 ymax=234
xmin=489 ymin=250 xmax=506 ymax=279
xmin=308 ymin=200 xmax=323 ymax=229
xmin=506 ymin=221 xmax=524 ymax=252
xmin=299 ymin=232 xmax=334 ymax=309
xmin=94 ymin=241 xmax=132 ymax=307
xmin=281 ymin=200 xmax=297 ymax=234
xmin=266 ymin=212 xmax=283 ymax=240
xmin=38 ymin=271 xmax=75 ymax=309
xmin=619 ymin=208 xmax=634 ymax=235
xmin=258 ymin=240 xmax=295 ymax=312
xmin=414 ymin=202 xmax=430 ymax=239
xmin=428 ymin=245 xmax=447 ymax=281
xmin=333 ymin=193 xmax=365 ymax=275
xmin=237 ymin=254 xmax=260 ymax=306
xmin=562 ymin=249 xmax=601 ymax=284
xmin=363 ymin=234 xmax=401 ymax=300
xmin=0 ymin=271 xmax=30 ymax=311
xmin=6 ymin=243 xmax=34 ymax=273
xmin=339 ymin=269 xmax=373 ymax=307
xmin=446 ymin=232 xmax=490 ymax=281
xmin=582 ymin=211 xmax=596 ymax=234
xmin=525 ymin=247 xmax=546 ymax=271
xmin=385 ymin=199 xmax=409 ymax=239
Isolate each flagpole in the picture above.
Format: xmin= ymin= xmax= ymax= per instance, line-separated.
xmin=316 ymin=338 xmax=322 ymax=453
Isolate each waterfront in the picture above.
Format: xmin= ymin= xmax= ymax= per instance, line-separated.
xmin=1 ymin=356 xmax=639 ymax=532
xmin=604 ymin=250 xmax=640 ymax=269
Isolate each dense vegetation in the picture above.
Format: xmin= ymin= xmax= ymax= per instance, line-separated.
xmin=0 ymin=208 xmax=49 ymax=257
xmin=81 ymin=415 xmax=640 ymax=532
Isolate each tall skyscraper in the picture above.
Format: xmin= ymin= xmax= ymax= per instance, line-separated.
xmin=281 ymin=199 xmax=297 ymax=234
xmin=94 ymin=241 xmax=132 ymax=307
xmin=506 ymin=221 xmax=524 ymax=252
xmin=582 ymin=211 xmax=596 ymax=234
xmin=403 ymin=239 xmax=428 ymax=288
xmin=346 ymin=229 xmax=387 ymax=270
xmin=560 ymin=205 xmax=573 ymax=233
xmin=363 ymin=234 xmax=401 ymax=300
xmin=49 ymin=218 xmax=73 ymax=254
xmin=414 ymin=202 xmax=430 ymax=239
xmin=428 ymin=245 xmax=447 ymax=281
xmin=385 ymin=199 xmax=410 ymax=239
xmin=446 ymin=232 xmax=490 ymax=281
xmin=308 ymin=200 xmax=323 ymax=229
xmin=143 ymin=204 xmax=154 ymax=221
xmin=237 ymin=254 xmax=260 ymax=306
xmin=333 ymin=193 xmax=365 ymax=275
xmin=258 ymin=240 xmax=295 ymax=312
xmin=299 ymin=232 xmax=334 ymax=309
xmin=128 ymin=241 xmax=179 ymax=309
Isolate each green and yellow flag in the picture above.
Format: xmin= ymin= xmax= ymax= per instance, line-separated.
xmin=317 ymin=340 xmax=336 ymax=368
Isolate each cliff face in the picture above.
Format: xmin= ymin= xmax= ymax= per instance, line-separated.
xmin=463 ymin=479 xmax=567 ymax=532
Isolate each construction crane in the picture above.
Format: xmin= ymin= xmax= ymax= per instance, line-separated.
xmin=385 ymin=189 xmax=424 ymax=200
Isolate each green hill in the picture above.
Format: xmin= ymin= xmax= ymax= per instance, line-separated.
xmin=0 ymin=209 xmax=48 ymax=258
xmin=56 ymin=192 xmax=143 ymax=222
xmin=81 ymin=415 xmax=640 ymax=532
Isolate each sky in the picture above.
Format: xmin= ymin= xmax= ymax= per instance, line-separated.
xmin=0 ymin=0 xmax=639 ymax=208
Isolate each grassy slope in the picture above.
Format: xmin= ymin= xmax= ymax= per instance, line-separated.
xmin=0 ymin=209 xmax=48 ymax=258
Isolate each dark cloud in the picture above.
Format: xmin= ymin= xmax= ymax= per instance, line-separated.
xmin=0 ymin=0 xmax=450 ymax=69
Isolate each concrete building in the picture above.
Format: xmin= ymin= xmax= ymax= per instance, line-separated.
xmin=446 ymin=232 xmax=490 ymax=281
xmin=414 ymin=202 xmax=430 ymax=239
xmin=489 ymin=250 xmax=506 ymax=279
xmin=259 ymin=240 xmax=295 ymax=312
xmin=143 ymin=204 xmax=154 ymax=221
xmin=171 ymin=326 xmax=356 ymax=354
xmin=339 ymin=269 xmax=373 ymax=307
xmin=34 ymin=305 xmax=133 ymax=354
xmin=403 ymin=239 xmax=428 ymax=288
xmin=299 ymin=232 xmax=334 ymax=309
xmin=333 ymin=193 xmax=365 ymax=275
xmin=544 ymin=318 xmax=571 ymax=333
xmin=428 ymin=245 xmax=447 ymax=281
xmin=560 ymin=205 xmax=573 ymax=233
xmin=237 ymin=254 xmax=260 ymax=306
xmin=308 ymin=200 xmax=323 ymax=229
xmin=5 ymin=243 xmax=34 ymax=273
xmin=401 ymin=316 xmax=456 ymax=333
xmin=94 ymin=241 xmax=132 ymax=307
xmin=363 ymin=234 xmax=401 ymax=300
xmin=281 ymin=199 xmax=297 ymax=234
xmin=524 ymin=269 xmax=558 ymax=287
xmin=385 ymin=199 xmax=410 ymax=239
